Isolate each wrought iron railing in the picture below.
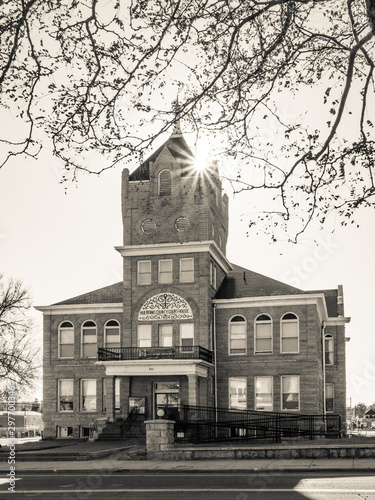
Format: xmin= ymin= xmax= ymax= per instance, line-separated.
xmin=173 ymin=404 xmax=341 ymax=443
xmin=98 ymin=346 xmax=213 ymax=363
xmin=121 ymin=406 xmax=139 ymax=438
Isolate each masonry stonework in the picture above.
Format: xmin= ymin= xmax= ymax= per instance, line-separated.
xmin=37 ymin=120 xmax=350 ymax=440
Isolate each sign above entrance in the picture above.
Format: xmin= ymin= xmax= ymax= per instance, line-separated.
xmin=138 ymin=293 xmax=193 ymax=321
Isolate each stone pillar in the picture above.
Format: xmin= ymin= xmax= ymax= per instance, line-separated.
xmin=105 ymin=377 xmax=115 ymax=422
xmin=188 ymin=375 xmax=198 ymax=406
xmin=145 ymin=420 xmax=175 ymax=459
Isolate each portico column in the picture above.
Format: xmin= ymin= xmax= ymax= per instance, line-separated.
xmin=187 ymin=375 xmax=198 ymax=407
xmin=105 ymin=377 xmax=116 ymax=422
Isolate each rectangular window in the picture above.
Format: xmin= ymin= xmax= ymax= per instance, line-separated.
xmin=137 ymin=260 xmax=151 ymax=285
xmin=81 ymin=379 xmax=97 ymax=412
xmin=210 ymin=262 xmax=213 ymax=286
xmin=255 ymin=376 xmax=273 ymax=411
xmin=159 ymin=324 xmax=173 ymax=347
xmin=325 ymin=335 xmax=334 ymax=365
xmin=138 ymin=324 xmax=152 ymax=347
xmin=59 ymin=327 xmax=74 ymax=358
xmin=281 ymin=375 xmax=300 ymax=411
xmin=158 ymin=259 xmax=173 ymax=284
xmin=281 ymin=320 xmax=299 ymax=353
xmin=58 ymin=379 xmax=73 ymax=412
xmin=180 ymin=323 xmax=194 ymax=350
xmin=105 ymin=323 xmax=120 ymax=349
xmin=229 ymin=318 xmax=247 ymax=354
xmin=325 ymin=383 xmax=334 ymax=412
xmin=82 ymin=328 xmax=97 ymax=358
xmin=229 ymin=377 xmax=247 ymax=410
xmin=179 ymin=258 xmax=194 ymax=283
xmin=255 ymin=322 xmax=272 ymax=353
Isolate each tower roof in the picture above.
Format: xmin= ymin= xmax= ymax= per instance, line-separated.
xmin=129 ymin=124 xmax=194 ymax=181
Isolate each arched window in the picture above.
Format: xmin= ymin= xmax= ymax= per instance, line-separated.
xmin=254 ymin=314 xmax=272 ymax=353
xmin=229 ymin=316 xmax=247 ymax=354
xmin=281 ymin=313 xmax=299 ymax=353
xmin=81 ymin=321 xmax=97 ymax=358
xmin=58 ymin=321 xmax=74 ymax=358
xmin=105 ymin=320 xmax=120 ymax=349
xmin=158 ymin=169 xmax=172 ymax=196
xmin=325 ymin=334 xmax=334 ymax=365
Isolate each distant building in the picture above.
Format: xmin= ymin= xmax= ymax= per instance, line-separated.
xmin=36 ymin=122 xmax=350 ymax=439
xmin=364 ymin=408 xmax=375 ymax=428
xmin=0 ymin=411 xmax=43 ymax=438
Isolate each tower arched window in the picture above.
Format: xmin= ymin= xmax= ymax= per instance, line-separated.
xmin=254 ymin=314 xmax=272 ymax=353
xmin=158 ymin=169 xmax=172 ymax=196
xmin=280 ymin=313 xmax=299 ymax=353
xmin=58 ymin=321 xmax=74 ymax=358
xmin=105 ymin=320 xmax=120 ymax=349
xmin=81 ymin=321 xmax=97 ymax=358
xmin=325 ymin=334 xmax=334 ymax=365
xmin=229 ymin=316 xmax=247 ymax=354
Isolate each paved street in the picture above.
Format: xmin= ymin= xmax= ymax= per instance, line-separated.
xmin=1 ymin=471 xmax=375 ymax=499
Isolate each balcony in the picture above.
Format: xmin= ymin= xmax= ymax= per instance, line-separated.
xmin=98 ymin=346 xmax=213 ymax=364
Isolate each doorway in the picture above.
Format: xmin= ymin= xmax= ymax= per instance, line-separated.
xmin=154 ymin=381 xmax=180 ymax=420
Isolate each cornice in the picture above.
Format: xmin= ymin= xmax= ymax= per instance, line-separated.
xmin=213 ymin=293 xmax=329 ymax=322
xmin=34 ymin=303 xmax=123 ymax=315
xmin=115 ymin=240 xmax=233 ymax=273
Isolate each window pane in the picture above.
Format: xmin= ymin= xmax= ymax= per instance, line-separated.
xmin=82 ymin=380 xmax=96 ymax=411
xmin=59 ymin=380 xmax=73 ymax=411
xmin=159 ymin=260 xmax=172 ymax=284
xmin=255 ymin=377 xmax=273 ymax=411
xmin=256 ymin=323 xmax=271 ymax=338
xmin=256 ymin=338 xmax=272 ymax=352
xmin=180 ymin=258 xmax=194 ymax=282
xmin=282 ymin=321 xmax=298 ymax=337
xmin=229 ymin=378 xmax=247 ymax=410
xmin=60 ymin=344 xmax=74 ymax=358
xmin=282 ymin=376 xmax=299 ymax=410
xmin=61 ymin=329 xmax=74 ymax=344
xmin=180 ymin=323 xmax=194 ymax=346
xmin=83 ymin=330 xmax=96 ymax=342
xmin=138 ymin=325 xmax=151 ymax=347
xmin=159 ymin=324 xmax=173 ymax=347
xmin=282 ymin=337 xmax=298 ymax=352
xmin=255 ymin=321 xmax=271 ymax=352
xmin=138 ymin=261 xmax=151 ymax=284
xmin=230 ymin=319 xmax=246 ymax=354
xmin=83 ymin=344 xmax=97 ymax=358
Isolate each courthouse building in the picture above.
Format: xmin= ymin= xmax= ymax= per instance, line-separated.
xmin=37 ymin=123 xmax=350 ymax=439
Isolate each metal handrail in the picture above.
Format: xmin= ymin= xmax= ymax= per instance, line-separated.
xmin=98 ymin=346 xmax=213 ymax=363
xmin=173 ymin=404 xmax=341 ymax=443
xmin=121 ymin=406 xmax=139 ymax=438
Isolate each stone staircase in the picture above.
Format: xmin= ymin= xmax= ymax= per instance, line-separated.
xmin=98 ymin=416 xmax=146 ymax=442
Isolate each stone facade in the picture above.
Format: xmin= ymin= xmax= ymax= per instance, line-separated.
xmin=37 ymin=122 xmax=350 ymax=439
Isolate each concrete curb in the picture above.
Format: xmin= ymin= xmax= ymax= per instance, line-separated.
xmin=10 ymin=467 xmax=375 ymax=474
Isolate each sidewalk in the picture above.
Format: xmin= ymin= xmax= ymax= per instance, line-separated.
xmin=1 ymin=457 xmax=375 ymax=473
xmin=1 ymin=437 xmax=375 ymax=474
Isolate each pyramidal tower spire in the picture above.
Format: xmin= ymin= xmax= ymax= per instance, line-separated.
xmin=169 ymin=96 xmax=183 ymax=138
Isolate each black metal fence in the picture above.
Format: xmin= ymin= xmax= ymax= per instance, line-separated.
xmin=173 ymin=404 xmax=341 ymax=443
xmin=98 ymin=346 xmax=213 ymax=363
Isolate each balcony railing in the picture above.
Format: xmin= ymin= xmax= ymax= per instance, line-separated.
xmin=98 ymin=346 xmax=213 ymax=363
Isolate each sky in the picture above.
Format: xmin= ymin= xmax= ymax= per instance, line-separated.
xmin=0 ymin=130 xmax=374 ymax=407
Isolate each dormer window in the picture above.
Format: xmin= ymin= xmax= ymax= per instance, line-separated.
xmin=158 ymin=169 xmax=172 ymax=196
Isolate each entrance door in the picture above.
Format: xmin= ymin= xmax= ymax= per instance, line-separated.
xmin=154 ymin=382 xmax=179 ymax=420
